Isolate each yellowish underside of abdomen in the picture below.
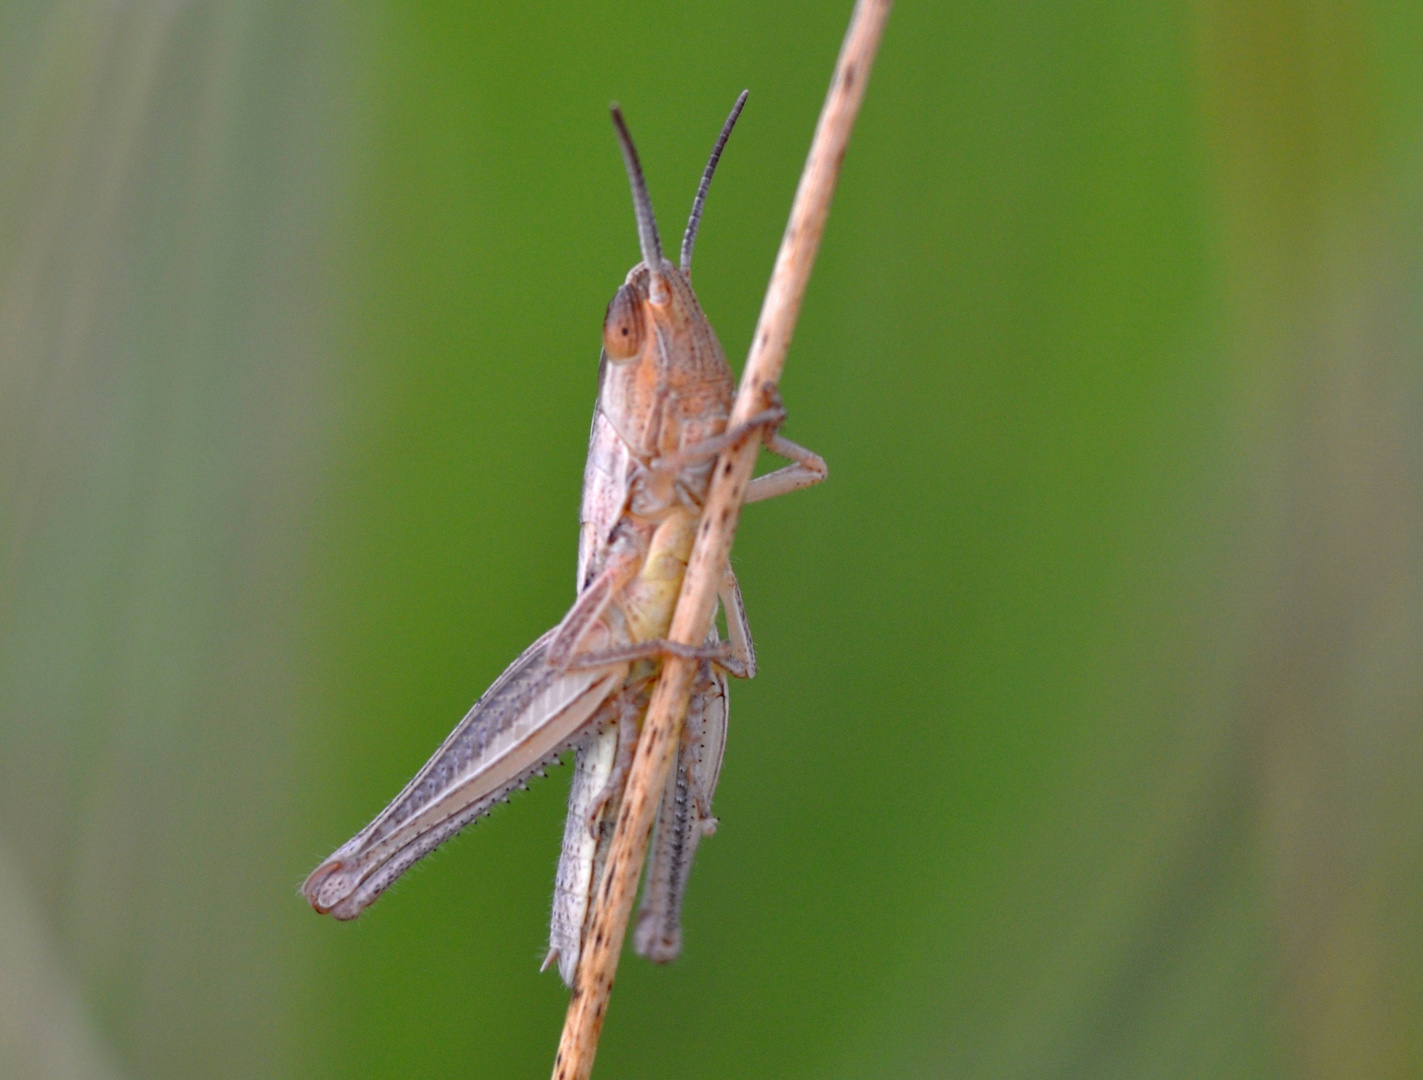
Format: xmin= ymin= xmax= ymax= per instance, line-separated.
xmin=618 ymin=507 xmax=697 ymax=644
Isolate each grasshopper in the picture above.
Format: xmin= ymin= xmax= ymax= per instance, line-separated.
xmin=302 ymin=93 xmax=826 ymax=986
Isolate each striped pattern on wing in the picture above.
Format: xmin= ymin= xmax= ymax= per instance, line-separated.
xmin=303 ymin=628 xmax=625 ymax=920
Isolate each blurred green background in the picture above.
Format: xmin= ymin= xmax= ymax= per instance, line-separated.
xmin=3 ymin=1 xmax=1421 ymax=1078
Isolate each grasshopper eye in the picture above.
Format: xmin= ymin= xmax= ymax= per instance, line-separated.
xmin=602 ymin=285 xmax=645 ymax=362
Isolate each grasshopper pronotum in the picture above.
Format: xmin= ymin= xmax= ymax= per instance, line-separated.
xmin=302 ymin=93 xmax=825 ymax=986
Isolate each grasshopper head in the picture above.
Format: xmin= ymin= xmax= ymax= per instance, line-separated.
xmin=604 ymin=95 xmax=749 ymax=365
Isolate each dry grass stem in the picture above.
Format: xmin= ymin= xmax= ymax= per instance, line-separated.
xmin=550 ymin=1 xmax=893 ymax=1077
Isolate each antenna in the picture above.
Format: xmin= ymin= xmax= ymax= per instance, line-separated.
xmin=681 ymin=90 xmax=749 ymax=277
xmin=610 ymin=106 xmax=664 ymax=286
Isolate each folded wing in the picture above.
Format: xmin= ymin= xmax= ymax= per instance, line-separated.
xmin=304 ymin=628 xmax=627 ymax=920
